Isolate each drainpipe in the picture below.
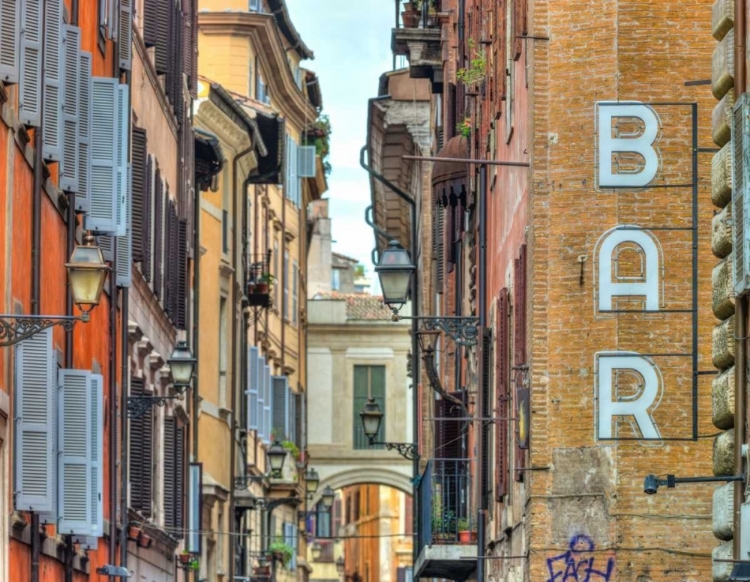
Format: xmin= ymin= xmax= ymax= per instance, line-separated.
xmin=229 ymin=144 xmax=255 ymax=582
xmin=736 ymin=0 xmax=746 ymax=561
xmin=476 ymin=165 xmax=487 ymax=582
xmin=359 ymin=144 xmax=420 ymax=560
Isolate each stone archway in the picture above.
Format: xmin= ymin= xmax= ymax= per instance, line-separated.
xmin=310 ymin=465 xmax=413 ymax=506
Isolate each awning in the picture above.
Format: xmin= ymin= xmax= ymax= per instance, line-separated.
xmin=247 ymin=110 xmax=286 ymax=185
xmin=432 ymin=135 xmax=468 ymax=208
xmin=194 ymin=127 xmax=223 ymax=192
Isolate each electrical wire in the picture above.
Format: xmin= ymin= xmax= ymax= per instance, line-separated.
xmin=136 ymin=523 xmax=414 ymax=541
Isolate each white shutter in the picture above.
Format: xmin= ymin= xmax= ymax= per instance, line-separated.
xmin=0 ymin=0 xmax=19 ymax=83
xmin=57 ymin=369 xmax=91 ymax=535
xmin=76 ymin=51 xmax=93 ymax=212
xmin=115 ymin=83 xmax=129 ymax=236
xmin=60 ymin=25 xmax=81 ymax=192
xmin=118 ymin=0 xmax=132 ymax=70
xmin=247 ymin=346 xmax=260 ymax=430
xmin=116 ymin=164 xmax=132 ymax=287
xmin=297 ymin=145 xmax=316 ymax=178
xmin=97 ymin=234 xmax=113 ymax=262
xmin=264 ymin=364 xmax=272 ymax=444
xmin=18 ymin=0 xmax=42 ymax=126
xmin=14 ymin=328 xmax=56 ymax=513
xmin=733 ymin=94 xmax=750 ymax=295
xmin=291 ymin=139 xmax=299 ymax=206
xmin=86 ymin=77 xmax=118 ymax=233
xmin=89 ymin=374 xmax=104 ymax=536
xmin=41 ymin=0 xmax=64 ymax=161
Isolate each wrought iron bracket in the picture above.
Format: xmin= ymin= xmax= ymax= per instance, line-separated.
xmin=369 ymin=440 xmax=419 ymax=461
xmin=0 ymin=313 xmax=89 ymax=347
xmin=392 ymin=314 xmax=480 ymax=346
xmin=127 ymin=395 xmax=178 ymax=419
xmin=234 ymin=474 xmax=273 ymax=490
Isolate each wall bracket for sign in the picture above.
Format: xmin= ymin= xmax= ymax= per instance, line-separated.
xmin=593 ymin=102 xmax=701 ymax=442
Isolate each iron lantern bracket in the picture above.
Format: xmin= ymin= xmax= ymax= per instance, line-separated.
xmin=368 ymin=440 xmax=419 ymax=461
xmin=0 ymin=313 xmax=89 ymax=347
xmin=392 ymin=314 xmax=480 ymax=346
xmin=127 ymin=395 xmax=180 ymax=419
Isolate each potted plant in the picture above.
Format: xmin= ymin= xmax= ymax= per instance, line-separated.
xmin=178 ymin=551 xmax=193 ymax=565
xmin=431 ymin=509 xmax=455 ymax=543
xmin=253 ymin=562 xmax=272 ymax=577
xmin=456 ymin=39 xmax=487 ymax=86
xmin=247 ymin=276 xmax=257 ymax=295
xmin=457 ymin=517 xmax=477 ymax=544
xmin=127 ymin=522 xmax=142 ymax=541
xmin=402 ymin=0 xmax=420 ymax=28
xmin=282 ymin=440 xmax=301 ymax=462
xmin=256 ymin=273 xmax=275 ymax=294
xmin=269 ymin=539 xmax=294 ymax=567
xmin=456 ymin=117 xmax=472 ymax=138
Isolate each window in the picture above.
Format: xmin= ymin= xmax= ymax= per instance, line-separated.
xmin=222 ymin=209 xmax=229 ymax=253
xmin=285 ymin=135 xmax=300 ymax=207
xmin=331 ymin=269 xmax=340 ymax=291
xmin=249 ymin=0 xmax=262 ymax=11
xmin=353 ymin=366 xmax=386 ymax=449
xmin=248 ymin=59 xmax=254 ymax=99
xmin=219 ymin=297 xmax=228 ymax=408
xmin=292 ymin=260 xmax=298 ymax=325
xmin=274 ymin=239 xmax=280 ymax=308
xmin=283 ymin=250 xmax=290 ymax=320
xmin=256 ymin=69 xmax=270 ymax=105
xmin=315 ymin=500 xmax=331 ymax=537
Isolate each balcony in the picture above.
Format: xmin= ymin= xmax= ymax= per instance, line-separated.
xmin=391 ymin=2 xmax=442 ymax=91
xmin=414 ymin=460 xmax=477 ymax=581
xmin=246 ymin=252 xmax=273 ymax=308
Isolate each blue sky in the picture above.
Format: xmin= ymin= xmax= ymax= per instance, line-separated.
xmin=285 ymin=0 xmax=395 ymax=282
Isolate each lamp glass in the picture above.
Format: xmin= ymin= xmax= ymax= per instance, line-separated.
xmin=311 ymin=543 xmax=323 ymax=561
xmin=321 ymin=485 xmax=335 ymax=509
xmin=267 ymin=441 xmax=287 ymax=474
xmin=359 ymin=399 xmax=383 ymax=440
xmin=66 ymin=244 xmax=108 ymax=309
xmin=336 ymin=557 xmax=345 ymax=575
xmin=306 ymin=468 xmax=320 ymax=495
xmin=375 ymin=241 xmax=414 ymax=307
xmin=168 ymin=340 xmax=196 ymax=385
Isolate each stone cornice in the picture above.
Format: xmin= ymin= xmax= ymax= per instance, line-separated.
xmin=198 ymin=12 xmax=318 ymax=130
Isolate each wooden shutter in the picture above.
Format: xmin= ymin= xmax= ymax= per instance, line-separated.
xmin=288 ymin=388 xmax=296 ymax=445
xmin=513 ymin=0 xmax=526 ymax=60
xmin=154 ymin=0 xmax=170 ymax=74
xmin=19 ymin=0 xmax=42 ymax=126
xmin=163 ymin=416 xmax=176 ymax=528
xmin=89 ymin=374 xmax=104 ymax=536
xmin=495 ymin=289 xmax=509 ymax=499
xmin=272 ymin=376 xmax=289 ymax=440
xmin=190 ymin=0 xmax=197 ymax=97
xmin=57 ymin=370 xmax=92 ymax=535
xmin=143 ymin=0 xmax=158 ymax=47
xmin=41 ymin=0 xmax=63 ymax=161
xmin=175 ymin=424 xmax=185 ymax=537
xmin=247 ymin=347 xmax=260 ymax=430
xmin=177 ymin=219 xmax=188 ymax=328
xmin=143 ymin=156 xmax=154 ymax=282
xmin=15 ymin=328 xmax=56 ymax=513
xmin=131 ymin=127 xmax=147 ymax=263
xmin=182 ymin=0 xmax=195 ymax=97
xmin=60 ymin=25 xmax=81 ymax=192
xmin=87 ymin=77 xmax=118 ymax=233
xmin=435 ymin=203 xmax=444 ymax=288
xmin=0 ymin=0 xmax=19 ymax=83
xmin=119 ymin=0 xmax=132 ymax=70
xmin=480 ymin=328 xmax=492 ymax=504
xmin=129 ymin=377 xmax=153 ymax=517
xmin=257 ymin=356 xmax=266 ymax=440
xmin=513 ymin=245 xmax=527 ymax=481
xmin=154 ymin=172 xmax=164 ymax=299
xmin=75 ymin=51 xmax=92 ymax=212
xmin=295 ymin=392 xmax=304 ymax=450
xmin=169 ymin=0 xmax=183 ymax=119
xmin=263 ymin=364 xmax=272 ymax=443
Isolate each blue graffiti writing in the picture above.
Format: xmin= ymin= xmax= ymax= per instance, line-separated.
xmin=546 ymin=534 xmax=615 ymax=582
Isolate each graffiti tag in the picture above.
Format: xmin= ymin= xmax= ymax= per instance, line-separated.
xmin=546 ymin=534 xmax=615 ymax=582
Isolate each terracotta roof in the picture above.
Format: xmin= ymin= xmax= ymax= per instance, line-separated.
xmin=313 ymin=293 xmax=393 ymax=321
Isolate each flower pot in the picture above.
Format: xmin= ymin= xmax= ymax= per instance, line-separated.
xmin=256 ymin=282 xmax=269 ymax=294
xmin=254 ymin=566 xmax=271 ymax=577
xmin=458 ymin=530 xmax=477 ymax=544
xmin=401 ymin=10 xmax=419 ymax=28
xmin=127 ymin=524 xmax=142 ymax=540
xmin=178 ymin=554 xmax=192 ymax=564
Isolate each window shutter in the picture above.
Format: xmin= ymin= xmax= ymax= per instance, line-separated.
xmin=263 ymin=364 xmax=272 ymax=444
xmin=75 ymin=51 xmax=92 ymax=212
xmin=116 ymin=164 xmax=133 ymax=287
xmin=513 ymin=245 xmax=527 ymax=481
xmin=177 ymin=218 xmax=188 ymax=328
xmin=435 ymin=204 xmax=444 ymax=287
xmin=119 ymin=0 xmax=132 ymax=70
xmin=60 ymin=25 xmax=81 ymax=193
xmin=154 ymin=0 xmax=170 ymax=74
xmin=175 ymin=424 xmax=185 ymax=536
xmin=15 ymin=328 xmax=56 ymax=513
xmin=297 ymin=145 xmax=316 ymax=178
xmin=733 ymin=95 xmax=750 ymax=294
xmin=291 ymin=140 xmax=299 ymax=205
xmin=18 ymin=0 xmax=42 ymax=126
xmin=163 ymin=416 xmax=176 ymax=528
xmin=437 ymin=392 xmax=464 ymax=463
xmin=257 ymin=356 xmax=266 ymax=440
xmin=87 ymin=77 xmax=118 ymax=233
xmin=480 ymin=328 xmax=492 ymax=504
xmin=288 ymin=388 xmax=296 ymax=446
xmin=495 ymin=289 xmax=509 ymax=499
xmin=187 ymin=0 xmax=197 ymax=97
xmin=294 ymin=392 xmax=304 ymax=449
xmin=131 ymin=127 xmax=147 ymax=263
xmin=513 ymin=0 xmax=526 ymax=60
xmin=41 ymin=0 xmax=63 ymax=161
xmin=0 ymin=0 xmax=19 ymax=83
xmin=272 ymin=376 xmax=289 ymax=440
xmin=154 ymin=172 xmax=164 ymax=298
xmin=247 ymin=346 xmax=260 ymax=430
xmin=57 ymin=369 xmax=92 ymax=535
xmin=143 ymin=156 xmax=153 ymax=282
xmin=115 ymin=83 xmax=129 ymax=237
xmin=143 ymin=0 xmax=158 ymax=47
xmin=89 ymin=373 xmax=104 ymax=536
xmin=129 ymin=377 xmax=153 ymax=517
xmin=97 ymin=234 xmax=113 ymax=262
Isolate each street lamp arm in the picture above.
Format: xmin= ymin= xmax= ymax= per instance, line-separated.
xmin=127 ymin=395 xmax=180 ymax=419
xmin=0 ymin=314 xmax=88 ymax=347
xmin=392 ymin=315 xmax=480 ymax=346
xmin=369 ymin=441 xmax=419 ymax=461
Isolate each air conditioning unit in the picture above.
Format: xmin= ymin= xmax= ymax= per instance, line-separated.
xmin=732 ymin=93 xmax=750 ymax=295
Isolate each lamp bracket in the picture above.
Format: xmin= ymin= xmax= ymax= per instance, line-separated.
xmin=396 ymin=315 xmax=480 ymax=346
xmin=0 ymin=314 xmax=87 ymax=347
xmin=234 ymin=474 xmax=271 ymax=490
xmin=127 ymin=395 xmax=179 ymax=419
xmin=369 ymin=441 xmax=419 ymax=461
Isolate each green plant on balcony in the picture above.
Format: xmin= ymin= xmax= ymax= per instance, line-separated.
xmin=304 ymin=115 xmax=332 ymax=176
xmin=456 ymin=39 xmax=486 ymax=86
xmin=431 ymin=508 xmax=455 ymax=542
xmin=269 ymin=539 xmax=294 ymax=567
xmin=282 ymin=440 xmax=301 ymax=461
xmin=456 ymin=117 xmax=472 ymax=138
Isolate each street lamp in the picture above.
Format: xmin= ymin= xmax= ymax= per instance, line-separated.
xmin=305 ymin=468 xmax=320 ymax=496
xmin=0 ymin=234 xmax=109 ymax=347
xmin=311 ymin=542 xmax=323 ymax=562
xmin=375 ymin=240 xmax=414 ymax=310
xmin=168 ymin=340 xmax=196 ymax=388
xmin=320 ymin=485 xmax=335 ymax=510
xmin=359 ymin=398 xmax=384 ymax=441
xmin=267 ymin=441 xmax=287 ymax=477
xmin=336 ymin=556 xmax=345 ymax=576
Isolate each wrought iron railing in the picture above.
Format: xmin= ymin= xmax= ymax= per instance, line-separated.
xmin=418 ymin=458 xmax=472 ymax=553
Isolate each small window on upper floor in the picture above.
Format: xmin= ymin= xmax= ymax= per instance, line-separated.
xmin=331 ymin=269 xmax=340 ymax=291
xmin=249 ymin=0 xmax=262 ymax=12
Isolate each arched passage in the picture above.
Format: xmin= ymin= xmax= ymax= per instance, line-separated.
xmin=310 ymin=466 xmax=413 ymax=506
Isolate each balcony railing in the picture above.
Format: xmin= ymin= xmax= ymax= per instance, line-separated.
xmin=418 ymin=459 xmax=472 ymax=551
xmin=246 ymin=251 xmax=273 ymax=308
xmin=396 ymin=0 xmax=442 ymax=30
